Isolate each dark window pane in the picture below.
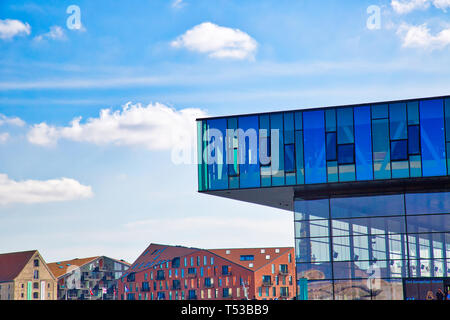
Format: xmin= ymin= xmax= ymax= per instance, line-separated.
xmin=284 ymin=144 xmax=295 ymax=173
xmin=284 ymin=112 xmax=295 ymax=144
xmin=330 ymin=194 xmax=405 ymax=218
xmin=420 ymin=99 xmax=446 ymax=177
xmin=408 ymin=125 xmax=420 ymax=155
xmin=389 ymin=103 xmax=407 ymax=140
xmin=407 ymin=101 xmax=419 ymax=125
xmin=325 ymin=109 xmax=336 ymax=132
xmin=326 ymin=132 xmax=337 ymax=161
xmin=372 ymin=104 xmax=388 ymax=119
xmin=295 ymin=111 xmax=303 ymax=131
xmin=354 ymin=106 xmax=373 ymax=181
xmin=407 ymin=214 xmax=450 ymax=233
xmin=405 ymin=192 xmax=450 ymax=215
xmin=337 ymin=108 xmax=354 ymax=144
xmin=338 ymin=144 xmax=354 ymax=165
xmin=391 ymin=140 xmax=408 ymax=161
xmin=303 ymin=110 xmax=326 ymax=184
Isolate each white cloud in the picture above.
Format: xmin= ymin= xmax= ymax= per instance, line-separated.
xmin=0 ymin=19 xmax=31 ymax=40
xmin=34 ymin=26 xmax=66 ymax=42
xmin=27 ymin=102 xmax=207 ymax=151
xmin=397 ymin=23 xmax=450 ymax=50
xmin=171 ymin=22 xmax=258 ymax=60
xmin=0 ymin=114 xmax=25 ymax=127
xmin=391 ymin=0 xmax=450 ymax=13
xmin=0 ymin=173 xmax=93 ymax=205
xmin=433 ymin=0 xmax=450 ymax=11
xmin=391 ymin=0 xmax=430 ymax=14
xmin=0 ymin=133 xmax=9 ymax=143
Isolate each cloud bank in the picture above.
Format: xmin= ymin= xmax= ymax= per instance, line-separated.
xmin=0 ymin=174 xmax=93 ymax=205
xmin=27 ymin=102 xmax=207 ymax=151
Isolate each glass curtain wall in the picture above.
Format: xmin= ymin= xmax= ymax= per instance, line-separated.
xmin=198 ymin=97 xmax=450 ymax=192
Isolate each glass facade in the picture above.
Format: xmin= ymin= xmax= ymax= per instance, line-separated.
xmin=295 ymin=192 xmax=449 ymax=300
xmin=197 ymin=97 xmax=450 ymax=191
xmin=197 ymin=96 xmax=450 ymax=300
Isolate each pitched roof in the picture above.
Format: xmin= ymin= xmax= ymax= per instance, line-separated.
xmin=47 ymin=256 xmax=99 ymax=278
xmin=209 ymin=247 xmax=293 ymax=271
xmin=126 ymin=243 xmax=200 ymax=275
xmin=0 ymin=250 xmax=37 ymax=282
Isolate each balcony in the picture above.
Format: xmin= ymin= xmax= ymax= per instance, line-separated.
xmin=279 ymin=269 xmax=289 ymax=276
xmin=262 ymin=280 xmax=272 ymax=287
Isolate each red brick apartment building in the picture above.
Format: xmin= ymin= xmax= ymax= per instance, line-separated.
xmin=118 ymin=243 xmax=296 ymax=300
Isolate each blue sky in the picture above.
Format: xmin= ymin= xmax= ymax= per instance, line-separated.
xmin=1 ymin=0 xmax=450 ymax=263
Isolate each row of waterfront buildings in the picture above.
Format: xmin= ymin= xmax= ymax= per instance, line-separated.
xmin=0 ymin=243 xmax=296 ymax=300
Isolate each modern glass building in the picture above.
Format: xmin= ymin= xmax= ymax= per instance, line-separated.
xmin=196 ymin=95 xmax=450 ymax=300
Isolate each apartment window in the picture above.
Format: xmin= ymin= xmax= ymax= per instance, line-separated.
xmin=33 ymin=270 xmax=39 ymax=280
xmin=34 ymin=259 xmax=39 ymax=267
xmin=240 ymin=255 xmax=254 ymax=261
xmin=33 ymin=282 xmax=39 ymax=289
xmin=210 ymin=257 xmax=214 ymax=265
xmin=33 ymin=292 xmax=38 ymax=299
xmin=204 ymin=256 xmax=207 ymax=266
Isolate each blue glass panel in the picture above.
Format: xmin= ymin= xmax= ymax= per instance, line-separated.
xmin=389 ymin=103 xmax=407 ymax=140
xmin=325 ymin=109 xmax=336 ymax=132
xmin=286 ymin=172 xmax=296 ymax=185
xmin=284 ymin=112 xmax=295 ymax=144
xmin=447 ymin=142 xmax=450 ymax=175
xmin=238 ymin=116 xmax=260 ymax=188
xmin=372 ymin=104 xmax=388 ymax=119
xmin=270 ymin=113 xmax=285 ymax=186
xmin=330 ymin=194 xmax=405 ymax=218
xmin=294 ymin=199 xmax=330 ymax=220
xmin=405 ymin=192 xmax=450 ymax=215
xmin=229 ymin=176 xmax=239 ymax=189
xmin=354 ymin=106 xmax=373 ymax=181
xmin=327 ymin=161 xmax=338 ymax=183
xmin=338 ymin=144 xmax=354 ymax=164
xmin=407 ymin=101 xmax=419 ymax=125
xmin=206 ymin=118 xmax=228 ymax=190
xmin=445 ymin=98 xmax=450 ymax=141
xmin=303 ymin=110 xmax=326 ymax=184
xmin=326 ymin=132 xmax=337 ymax=161
xmin=420 ymin=99 xmax=446 ymax=177
xmin=391 ymin=140 xmax=408 ymax=161
xmin=408 ymin=125 xmax=420 ymax=155
xmin=391 ymin=160 xmax=409 ymax=179
xmin=337 ymin=108 xmax=354 ymax=144
xmin=338 ymin=164 xmax=355 ymax=182
xmin=295 ymin=131 xmax=305 ymax=184
xmin=227 ymin=118 xmax=239 ymax=177
xmin=284 ymin=144 xmax=295 ymax=173
xmin=409 ymin=155 xmax=422 ymax=177
xmin=372 ymin=119 xmax=391 ymax=180
xmin=295 ymin=111 xmax=303 ymax=131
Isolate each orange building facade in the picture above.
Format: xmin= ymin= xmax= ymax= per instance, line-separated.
xmin=118 ymin=243 xmax=296 ymax=300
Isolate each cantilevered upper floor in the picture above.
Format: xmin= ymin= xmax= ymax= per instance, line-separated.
xmin=196 ymin=95 xmax=450 ymax=211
